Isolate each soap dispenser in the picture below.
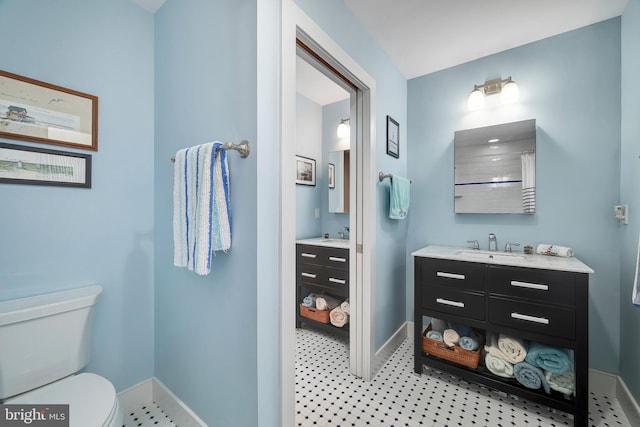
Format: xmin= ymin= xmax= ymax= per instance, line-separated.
xmin=488 ymin=233 xmax=497 ymax=251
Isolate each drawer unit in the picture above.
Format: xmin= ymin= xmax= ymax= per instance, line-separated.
xmin=413 ymin=247 xmax=592 ymax=427
xmin=297 ymin=245 xmax=325 ymax=266
xmin=419 ymin=258 xmax=485 ymax=291
xmin=488 ymin=296 xmax=576 ymax=340
xmin=488 ymin=266 xmax=575 ymax=305
xmin=422 ymin=285 xmax=485 ymax=321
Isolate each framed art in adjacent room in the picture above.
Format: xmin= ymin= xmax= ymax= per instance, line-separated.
xmin=386 ymin=115 xmax=399 ymax=158
xmin=328 ymin=163 xmax=335 ymax=189
xmin=0 ymin=70 xmax=98 ymax=151
xmin=295 ymin=155 xmax=316 ymax=186
xmin=0 ymin=142 xmax=91 ymax=188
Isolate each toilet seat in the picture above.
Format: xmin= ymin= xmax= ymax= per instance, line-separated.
xmin=7 ymin=373 xmax=122 ymax=427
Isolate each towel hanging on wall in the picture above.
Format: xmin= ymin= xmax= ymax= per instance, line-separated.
xmin=633 ymin=232 xmax=640 ymax=307
xmin=173 ymin=141 xmax=231 ymax=275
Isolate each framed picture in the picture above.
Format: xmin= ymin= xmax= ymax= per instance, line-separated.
xmin=295 ymin=155 xmax=316 ymax=186
xmin=0 ymin=70 xmax=98 ymax=151
xmin=0 ymin=142 xmax=91 ymax=188
xmin=386 ymin=115 xmax=399 ymax=158
xmin=328 ymin=163 xmax=335 ymax=189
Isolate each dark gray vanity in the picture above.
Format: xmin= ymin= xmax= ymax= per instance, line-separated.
xmin=413 ymin=245 xmax=593 ymax=426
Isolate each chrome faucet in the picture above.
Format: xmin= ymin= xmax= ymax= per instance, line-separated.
xmin=488 ymin=233 xmax=497 ymax=251
xmin=504 ymin=242 xmax=520 ymax=253
xmin=343 ymin=226 xmax=350 ymax=240
xmin=466 ymin=240 xmax=480 ymax=250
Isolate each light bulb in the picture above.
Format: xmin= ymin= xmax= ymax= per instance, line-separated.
xmin=467 ymin=88 xmax=484 ymax=111
xmin=337 ymin=120 xmax=350 ymax=138
xmin=500 ymin=81 xmax=519 ymax=104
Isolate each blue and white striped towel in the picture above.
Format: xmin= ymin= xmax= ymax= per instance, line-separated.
xmin=173 ymin=141 xmax=231 ymax=275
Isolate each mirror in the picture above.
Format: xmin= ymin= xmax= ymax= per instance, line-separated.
xmin=454 ymin=119 xmax=536 ymax=214
xmin=328 ymin=149 xmax=350 ymax=213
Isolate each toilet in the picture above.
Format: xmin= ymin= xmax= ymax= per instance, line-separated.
xmin=0 ymin=285 xmax=123 ymax=427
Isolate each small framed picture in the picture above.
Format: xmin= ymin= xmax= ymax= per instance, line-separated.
xmin=0 ymin=142 xmax=91 ymax=188
xmin=328 ymin=163 xmax=335 ymax=189
xmin=386 ymin=115 xmax=399 ymax=158
xmin=295 ymin=155 xmax=316 ymax=186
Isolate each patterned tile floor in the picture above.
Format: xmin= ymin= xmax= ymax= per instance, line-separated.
xmin=295 ymin=327 xmax=632 ymax=427
xmin=122 ymin=402 xmax=176 ymax=427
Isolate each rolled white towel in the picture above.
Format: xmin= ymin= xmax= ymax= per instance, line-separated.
xmin=443 ymin=329 xmax=460 ymax=347
xmin=340 ymin=298 xmax=350 ymax=315
xmin=485 ymin=353 xmax=515 ymax=378
xmin=545 ymin=369 xmax=575 ymax=396
xmin=330 ymin=306 xmax=349 ymax=327
xmin=498 ymin=334 xmax=527 ymax=364
xmin=536 ymin=244 xmax=573 ymax=257
xmin=315 ymin=295 xmax=340 ymax=311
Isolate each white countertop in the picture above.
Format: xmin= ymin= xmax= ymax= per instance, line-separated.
xmin=412 ymin=245 xmax=594 ymax=274
xmin=297 ymin=237 xmax=350 ymax=249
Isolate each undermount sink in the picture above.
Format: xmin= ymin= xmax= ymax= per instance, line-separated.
xmin=456 ymin=249 xmax=527 ymax=262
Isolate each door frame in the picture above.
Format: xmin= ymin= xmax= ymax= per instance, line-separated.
xmin=280 ymin=2 xmax=377 ymax=426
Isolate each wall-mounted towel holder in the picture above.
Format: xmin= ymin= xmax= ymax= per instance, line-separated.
xmin=171 ymin=140 xmax=251 ymax=162
xmin=379 ymin=172 xmax=412 ymax=183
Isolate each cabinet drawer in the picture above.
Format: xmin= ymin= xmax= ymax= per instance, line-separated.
xmin=488 ymin=266 xmax=575 ymax=306
xmin=422 ymin=285 xmax=485 ymax=321
xmin=297 ymin=245 xmax=324 ymax=266
xmin=325 ymin=250 xmax=349 ymax=270
xmin=325 ymin=267 xmax=349 ymax=290
xmin=420 ymin=258 xmax=485 ymax=291
xmin=489 ymin=297 xmax=575 ymax=340
xmin=298 ymin=264 xmax=324 ymax=286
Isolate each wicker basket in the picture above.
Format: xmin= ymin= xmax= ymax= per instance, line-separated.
xmin=299 ymin=304 xmax=330 ymax=323
xmin=421 ymin=326 xmax=484 ymax=369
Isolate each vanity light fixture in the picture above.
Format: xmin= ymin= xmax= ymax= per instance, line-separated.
xmin=467 ymin=77 xmax=519 ymax=111
xmin=337 ymin=118 xmax=350 ymax=138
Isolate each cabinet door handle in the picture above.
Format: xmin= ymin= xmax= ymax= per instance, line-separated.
xmin=436 ymin=298 xmax=465 ymax=308
xmin=511 ymin=312 xmax=549 ymax=325
xmin=329 ymin=277 xmax=346 ymax=284
xmin=301 ymin=253 xmax=317 ymax=258
xmin=511 ymin=280 xmax=549 ymax=291
xmin=436 ymin=271 xmax=465 ymax=280
xmin=329 ymin=256 xmax=347 ymax=262
xmin=301 ymin=272 xmax=317 ymax=278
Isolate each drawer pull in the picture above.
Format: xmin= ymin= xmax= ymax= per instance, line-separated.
xmin=511 ymin=280 xmax=549 ymax=291
xmin=329 ymin=277 xmax=346 ymax=284
xmin=436 ymin=298 xmax=465 ymax=308
xmin=511 ymin=312 xmax=549 ymax=325
xmin=301 ymin=272 xmax=317 ymax=279
xmin=329 ymin=256 xmax=347 ymax=263
xmin=437 ymin=272 xmax=465 ymax=280
xmin=301 ymin=253 xmax=317 ymax=258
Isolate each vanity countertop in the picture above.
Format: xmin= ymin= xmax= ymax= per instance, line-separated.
xmin=297 ymin=237 xmax=350 ymax=249
xmin=412 ymin=245 xmax=594 ymax=274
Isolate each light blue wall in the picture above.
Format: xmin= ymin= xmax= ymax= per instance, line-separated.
xmin=295 ymin=0 xmax=409 ymax=349
xmin=296 ymin=94 xmax=323 ymax=239
xmin=0 ymin=0 xmax=155 ymax=392
xmin=153 ymin=1 xmax=259 ymax=426
xmin=620 ymin=0 xmax=640 ymax=402
xmin=407 ymin=19 xmax=622 ymax=373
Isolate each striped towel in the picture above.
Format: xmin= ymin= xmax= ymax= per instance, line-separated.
xmin=173 ymin=142 xmax=231 ymax=275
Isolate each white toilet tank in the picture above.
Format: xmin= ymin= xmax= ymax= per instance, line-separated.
xmin=0 ymin=285 xmax=103 ymax=400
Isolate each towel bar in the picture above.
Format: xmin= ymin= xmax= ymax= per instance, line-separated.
xmin=378 ymin=171 xmax=412 ymax=183
xmin=171 ymin=140 xmax=250 ymax=162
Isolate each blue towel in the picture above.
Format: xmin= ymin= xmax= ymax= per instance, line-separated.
xmin=514 ymin=362 xmax=550 ymax=394
xmin=459 ymin=334 xmax=479 ymax=351
xmin=525 ymin=342 xmax=571 ymax=373
xmin=389 ymin=175 xmax=410 ymax=219
xmin=450 ymin=323 xmax=472 ymax=337
xmin=426 ymin=330 xmax=443 ymax=341
xmin=302 ymin=294 xmax=317 ymax=307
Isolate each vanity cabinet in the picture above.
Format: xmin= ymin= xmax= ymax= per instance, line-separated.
xmin=296 ymin=243 xmax=349 ymax=336
xmin=413 ymin=246 xmax=592 ymax=427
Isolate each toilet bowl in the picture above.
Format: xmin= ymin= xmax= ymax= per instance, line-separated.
xmin=0 ymin=285 xmax=123 ymax=427
xmin=6 ymin=373 xmax=122 ymax=427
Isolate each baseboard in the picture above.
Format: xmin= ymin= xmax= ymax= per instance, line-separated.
xmin=117 ymin=377 xmax=207 ymax=426
xmin=373 ymin=321 xmax=409 ymax=376
xmin=615 ymin=375 xmax=640 ymax=426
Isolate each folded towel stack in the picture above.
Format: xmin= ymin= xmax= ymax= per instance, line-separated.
xmin=514 ymin=362 xmax=551 ymax=394
xmin=525 ymin=342 xmax=571 ymax=373
xmin=536 ymin=244 xmax=573 ymax=258
xmin=315 ymin=295 xmax=340 ymax=311
xmin=330 ymin=305 xmax=349 ymax=327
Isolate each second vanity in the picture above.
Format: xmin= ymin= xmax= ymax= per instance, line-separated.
xmin=412 ymin=245 xmax=593 ymax=427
